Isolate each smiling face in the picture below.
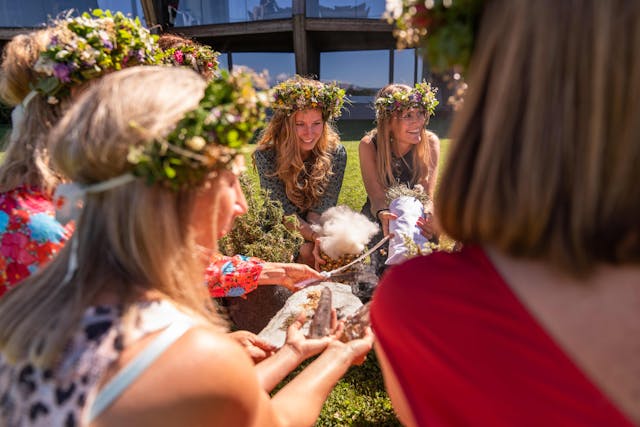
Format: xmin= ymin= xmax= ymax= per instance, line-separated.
xmin=390 ymin=107 xmax=427 ymax=147
xmin=293 ymin=108 xmax=324 ymax=157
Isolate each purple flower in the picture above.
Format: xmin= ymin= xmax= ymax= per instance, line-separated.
xmin=103 ymin=40 xmax=114 ymax=50
xmin=53 ymin=63 xmax=72 ymax=83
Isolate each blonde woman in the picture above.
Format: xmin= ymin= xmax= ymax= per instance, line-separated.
xmin=0 ymin=11 xmax=158 ymax=294
xmin=360 ymin=83 xmax=440 ymax=236
xmin=0 ymin=66 xmax=373 ymax=426
xmin=371 ymin=0 xmax=640 ymax=425
xmin=254 ymin=75 xmax=347 ymax=268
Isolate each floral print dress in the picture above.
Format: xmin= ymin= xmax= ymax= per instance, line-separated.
xmin=0 ymin=187 xmax=73 ymax=296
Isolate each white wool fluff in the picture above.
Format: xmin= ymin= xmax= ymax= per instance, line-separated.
xmin=386 ymin=196 xmax=428 ymax=265
xmin=311 ymin=205 xmax=379 ymax=259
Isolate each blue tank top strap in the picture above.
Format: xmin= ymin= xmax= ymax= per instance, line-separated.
xmin=87 ymin=319 xmax=193 ymax=423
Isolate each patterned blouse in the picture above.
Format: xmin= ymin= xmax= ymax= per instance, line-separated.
xmin=253 ymin=145 xmax=347 ymax=217
xmin=205 ymin=254 xmax=264 ymax=297
xmin=0 ymin=187 xmax=73 ymax=296
xmin=0 ymin=300 xmax=195 ymax=426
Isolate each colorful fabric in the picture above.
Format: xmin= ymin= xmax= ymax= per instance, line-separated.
xmin=370 ymin=245 xmax=634 ymax=426
xmin=0 ymin=187 xmax=73 ymax=295
xmin=205 ymin=254 xmax=264 ymax=298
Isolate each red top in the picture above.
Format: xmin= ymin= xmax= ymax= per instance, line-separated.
xmin=370 ymin=245 xmax=634 ymax=427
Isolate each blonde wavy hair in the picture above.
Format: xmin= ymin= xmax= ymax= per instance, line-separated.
xmin=255 ymin=107 xmax=341 ymax=212
xmin=0 ymin=29 xmax=64 ymax=194
xmin=437 ymin=0 xmax=640 ymax=275
xmin=0 ymin=67 xmax=227 ymax=368
xmin=371 ymin=84 xmax=434 ymax=193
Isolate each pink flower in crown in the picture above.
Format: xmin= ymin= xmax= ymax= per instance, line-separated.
xmin=174 ymin=50 xmax=184 ymax=64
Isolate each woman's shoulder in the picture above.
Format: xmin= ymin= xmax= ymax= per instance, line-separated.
xmin=372 ymin=246 xmax=501 ymax=312
xmin=332 ymin=143 xmax=347 ymax=158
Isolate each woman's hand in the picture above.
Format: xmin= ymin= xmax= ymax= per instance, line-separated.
xmin=377 ymin=209 xmax=398 ymax=237
xmin=228 ymin=330 xmax=277 ymax=363
xmin=283 ymin=311 xmax=340 ymax=361
xmin=416 ymin=212 xmax=438 ymax=241
xmin=258 ymin=262 xmax=324 ymax=290
xmin=329 ymin=327 xmax=375 ymax=366
xmin=311 ymin=238 xmax=327 ymax=271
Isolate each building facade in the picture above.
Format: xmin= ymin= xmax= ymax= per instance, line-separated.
xmin=0 ymin=0 xmax=451 ymax=139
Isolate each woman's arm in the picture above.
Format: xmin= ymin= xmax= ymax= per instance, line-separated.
xmin=359 ymin=136 xmax=387 ymax=217
xmin=422 ymin=131 xmax=440 ymax=198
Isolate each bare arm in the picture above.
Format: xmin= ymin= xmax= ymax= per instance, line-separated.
xmin=359 ymin=135 xmax=388 ymax=217
xmin=422 ymin=131 xmax=440 ymax=199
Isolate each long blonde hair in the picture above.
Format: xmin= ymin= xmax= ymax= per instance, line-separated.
xmin=437 ymin=0 xmax=640 ymax=275
xmin=0 ymin=67 xmax=227 ymax=367
xmin=255 ymin=109 xmax=341 ymax=212
xmin=372 ymin=84 xmax=433 ymax=192
xmin=0 ymin=29 xmax=63 ymax=194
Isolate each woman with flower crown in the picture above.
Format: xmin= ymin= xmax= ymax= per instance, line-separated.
xmin=0 ymin=10 xmax=158 ymax=296
xmin=0 ymin=65 xmax=373 ymax=426
xmin=359 ymin=83 xmax=440 ymax=272
xmin=254 ymin=75 xmax=347 ymax=268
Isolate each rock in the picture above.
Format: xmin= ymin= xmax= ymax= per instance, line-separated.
xmin=257 ymin=282 xmax=363 ymax=348
xmin=222 ymin=286 xmax=293 ymax=333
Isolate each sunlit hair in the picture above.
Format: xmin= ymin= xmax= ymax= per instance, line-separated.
xmin=255 ymin=108 xmax=340 ymax=212
xmin=0 ymin=29 xmax=64 ymax=194
xmin=0 ymin=67 xmax=227 ymax=367
xmin=437 ymin=0 xmax=640 ymax=275
xmin=371 ymin=83 xmax=434 ymax=193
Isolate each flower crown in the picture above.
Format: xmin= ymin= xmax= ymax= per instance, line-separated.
xmin=385 ymin=0 xmax=483 ymax=73
xmin=159 ymin=44 xmax=220 ymax=80
xmin=127 ymin=69 xmax=270 ymax=190
xmin=33 ymin=9 xmax=159 ymax=103
xmin=374 ymin=82 xmax=439 ymax=119
xmin=271 ymin=76 xmax=346 ymax=120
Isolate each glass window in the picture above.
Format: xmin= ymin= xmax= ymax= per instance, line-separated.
xmin=231 ymin=52 xmax=295 ymax=86
xmin=218 ymin=52 xmax=230 ymax=72
xmin=174 ymin=0 xmax=292 ymax=26
xmin=321 ymin=50 xmax=388 ymax=101
xmin=0 ymin=0 xmax=144 ymax=27
xmin=307 ymin=0 xmax=385 ymax=19
xmin=393 ymin=48 xmax=417 ymax=85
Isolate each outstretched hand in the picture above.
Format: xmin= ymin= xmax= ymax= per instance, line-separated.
xmin=332 ymin=327 xmax=375 ymax=366
xmin=416 ymin=212 xmax=439 ymax=241
xmin=259 ymin=262 xmax=324 ymax=291
xmin=283 ymin=310 xmax=341 ymax=360
xmin=228 ymin=330 xmax=277 ymax=363
xmin=378 ymin=210 xmax=398 ymax=237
